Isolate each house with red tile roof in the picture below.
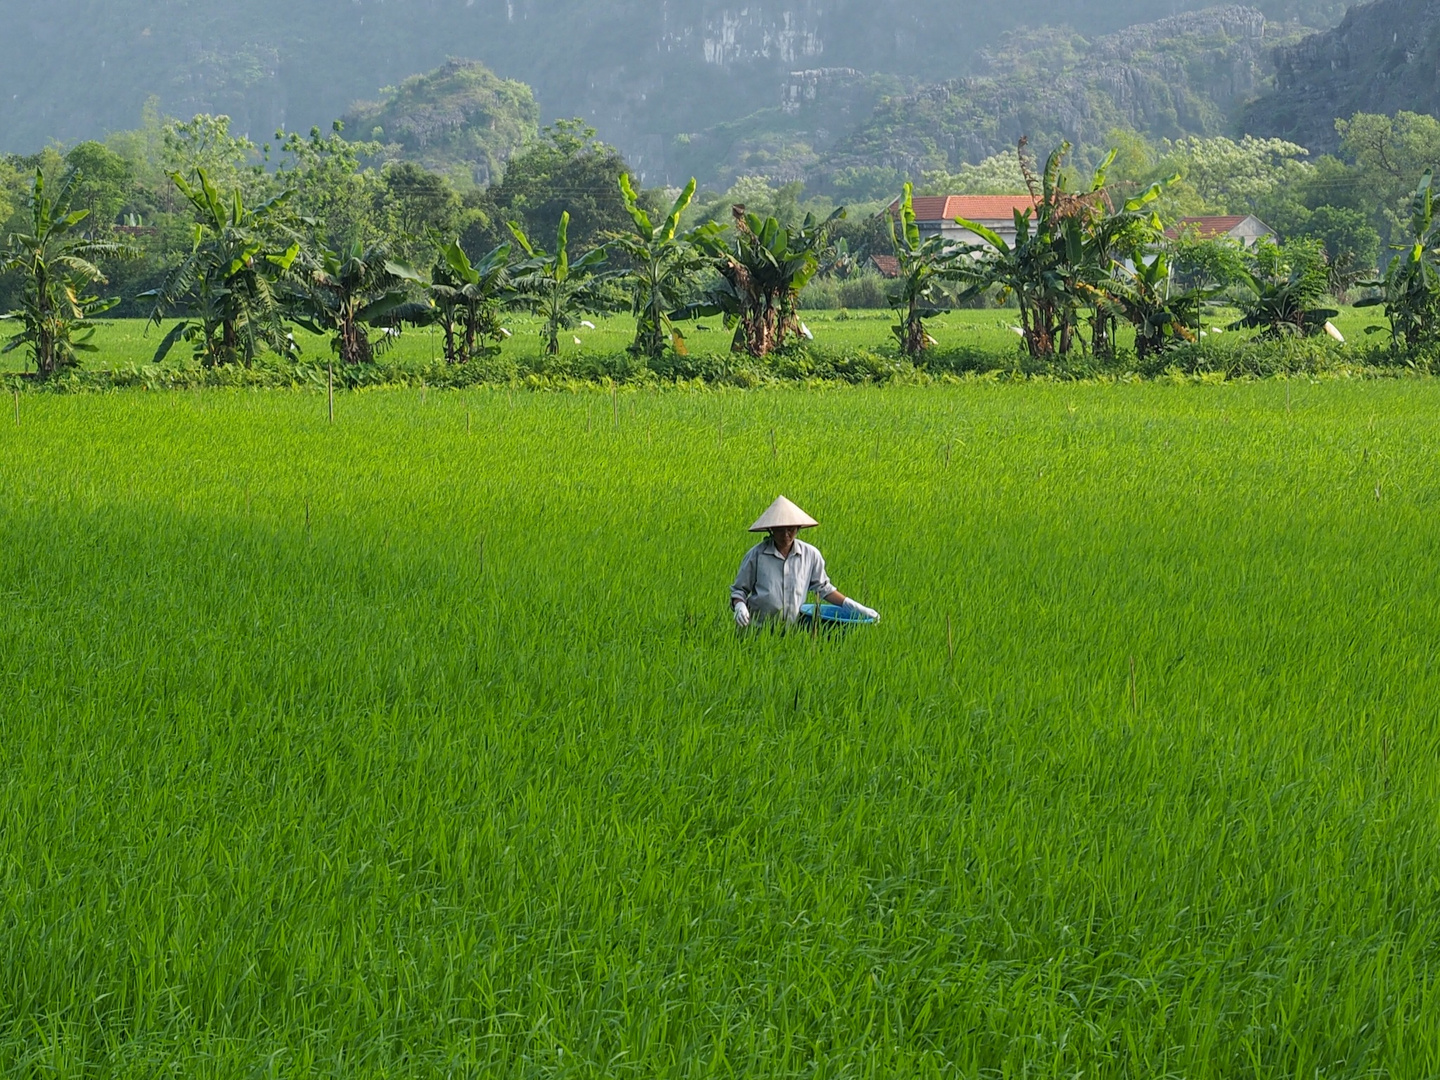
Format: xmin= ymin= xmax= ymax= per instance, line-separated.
xmin=888 ymin=193 xmax=1040 ymax=250
xmin=1163 ymin=215 xmax=1274 ymax=247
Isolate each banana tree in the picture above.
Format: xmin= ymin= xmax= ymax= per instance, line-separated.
xmin=143 ymin=170 xmax=302 ymax=367
xmin=287 ymin=241 xmax=427 ymax=365
xmin=1 ymin=170 xmax=134 ymax=379
xmin=1357 ymin=171 xmax=1440 ymax=348
xmin=953 ymin=140 xmax=1109 ymax=360
xmin=1081 ymin=167 xmax=1173 ymax=357
xmin=509 ymin=212 xmax=606 ymax=356
xmin=886 ymin=182 xmax=972 ymax=357
xmin=425 ymin=239 xmax=512 ymax=364
xmin=606 ymin=174 xmax=714 ymax=361
xmin=1230 ymin=241 xmax=1337 ymax=338
xmin=682 ymin=204 xmax=845 ymax=357
xmin=1104 ymin=253 xmax=1211 ymax=360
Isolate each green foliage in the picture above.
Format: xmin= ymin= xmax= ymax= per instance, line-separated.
xmin=0 ymin=170 xmax=134 ymax=378
xmin=1231 ymin=237 xmax=1338 ymax=338
xmin=1293 ymin=205 xmax=1381 ymax=299
xmin=379 ymin=161 xmax=461 ymax=266
xmin=1336 ymin=111 xmax=1440 ymax=246
xmin=1170 ymin=235 xmax=1249 ymax=292
xmin=424 ymin=238 xmax=513 ymax=365
xmin=1159 ymin=135 xmax=1313 ymax=217
xmin=1103 ymin=252 xmax=1209 ymax=359
xmin=685 ymin=204 xmax=846 ymax=357
xmin=1356 ymin=171 xmax=1440 ymax=349
xmin=342 ymin=59 xmax=539 ymax=187
xmin=508 ymin=211 xmax=607 ymax=357
xmin=143 ymin=170 xmax=301 ymax=367
xmin=287 ymin=241 xmax=426 ymax=366
xmin=62 ymin=142 xmax=133 ymax=228
xmin=160 ymin=114 xmax=264 ymax=199
xmin=822 ymin=9 xmax=1295 ymax=187
xmin=487 ymin=121 xmax=635 ymax=253
xmin=5 ymin=379 xmax=1440 ymax=1075
xmin=275 ymin=123 xmax=383 ymax=249
xmin=606 ymin=175 xmax=714 ymax=362
xmin=918 ymin=152 xmax=1027 ymax=197
xmin=886 ymin=183 xmax=971 ymax=357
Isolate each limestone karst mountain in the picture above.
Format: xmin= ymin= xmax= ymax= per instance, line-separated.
xmin=1245 ymin=0 xmax=1440 ymax=153
xmin=1 ymin=0 xmax=1348 ymax=178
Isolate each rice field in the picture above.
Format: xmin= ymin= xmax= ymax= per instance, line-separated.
xmin=2 ymin=381 xmax=1439 ymax=1077
xmin=0 ymin=305 xmax=1395 ymax=376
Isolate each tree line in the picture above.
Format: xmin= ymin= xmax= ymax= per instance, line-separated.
xmin=8 ymin=107 xmax=1440 ymax=379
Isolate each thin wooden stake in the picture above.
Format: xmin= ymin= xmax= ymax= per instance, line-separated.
xmin=12 ymin=388 xmax=18 ymax=426
xmin=327 ymin=364 xmax=334 ymax=423
xmin=612 ymin=385 xmax=619 ymax=430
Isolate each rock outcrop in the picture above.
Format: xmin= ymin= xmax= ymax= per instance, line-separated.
xmin=1244 ymin=0 xmax=1440 ymax=152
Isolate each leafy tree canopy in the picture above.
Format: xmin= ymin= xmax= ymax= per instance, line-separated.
xmin=343 ymin=59 xmax=539 ymax=189
xmin=483 ymin=121 xmax=642 ymax=253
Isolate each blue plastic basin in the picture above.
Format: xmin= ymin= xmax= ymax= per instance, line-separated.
xmin=800 ymin=603 xmax=877 ymax=626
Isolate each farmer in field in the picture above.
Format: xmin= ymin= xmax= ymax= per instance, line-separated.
xmin=730 ymin=496 xmax=881 ymax=627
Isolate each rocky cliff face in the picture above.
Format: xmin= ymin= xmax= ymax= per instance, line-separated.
xmin=822 ymin=6 xmax=1287 ymax=180
xmin=0 ymin=0 xmax=1344 ymax=175
xmin=1244 ymin=0 xmax=1440 ymax=151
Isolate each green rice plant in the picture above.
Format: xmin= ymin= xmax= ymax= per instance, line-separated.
xmin=2 ymin=383 xmax=1440 ymax=1076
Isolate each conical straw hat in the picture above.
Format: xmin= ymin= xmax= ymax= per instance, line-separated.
xmin=749 ymin=496 xmax=819 ymax=532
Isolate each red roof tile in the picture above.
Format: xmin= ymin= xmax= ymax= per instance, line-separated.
xmin=893 ymin=194 xmax=1037 ymax=223
xmin=1163 ymin=215 xmax=1251 ymax=240
xmin=870 ymin=254 xmax=900 ymax=278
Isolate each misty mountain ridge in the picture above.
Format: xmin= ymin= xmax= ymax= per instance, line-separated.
xmin=1 ymin=0 xmax=1349 ymax=181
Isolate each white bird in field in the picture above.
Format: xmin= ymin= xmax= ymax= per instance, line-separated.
xmin=573 ymin=336 xmax=583 ymax=345
xmin=498 ymin=328 xmax=512 ymax=338
xmin=1010 ymin=326 xmax=1025 ymax=337
xmin=799 ymin=322 xmax=814 ymax=340
xmin=580 ymin=320 xmax=596 ymax=329
xmin=1211 ymin=327 xmax=1224 ymax=335
xmin=1324 ymin=321 xmax=1345 ymax=343
xmin=1199 ymin=330 xmax=1208 ymax=338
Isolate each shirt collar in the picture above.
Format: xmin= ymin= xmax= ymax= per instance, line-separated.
xmin=762 ymin=537 xmax=805 ymax=559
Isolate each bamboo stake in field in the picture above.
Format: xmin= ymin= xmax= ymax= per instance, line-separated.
xmin=612 ymin=386 xmax=619 ymax=431
xmin=327 ymin=365 xmax=334 ymax=424
xmin=12 ymin=388 xmax=18 ymax=426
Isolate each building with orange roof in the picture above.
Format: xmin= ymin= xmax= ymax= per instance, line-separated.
xmin=887 ymin=193 xmax=1040 ymax=251
xmin=1163 ymin=215 xmax=1274 ymax=247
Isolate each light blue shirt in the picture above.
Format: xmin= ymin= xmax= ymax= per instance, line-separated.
xmin=730 ymin=537 xmax=835 ymax=623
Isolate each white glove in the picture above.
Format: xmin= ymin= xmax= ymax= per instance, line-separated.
xmin=843 ymin=597 xmax=879 ymax=622
xmin=733 ymin=601 xmax=752 ymax=628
